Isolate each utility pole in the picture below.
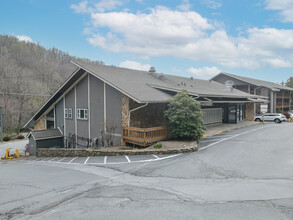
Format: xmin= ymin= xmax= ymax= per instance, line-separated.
xmin=0 ymin=107 xmax=3 ymax=143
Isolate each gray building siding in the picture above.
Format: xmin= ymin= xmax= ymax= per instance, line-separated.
xmin=106 ymin=84 xmax=122 ymax=145
xmin=29 ymin=137 xmax=64 ymax=156
xmin=76 ymin=75 xmax=89 ymax=146
xmin=29 ymin=137 xmax=37 ymax=156
xmin=65 ymin=85 xmax=75 ymax=137
xmin=56 ymin=73 xmax=123 ymax=147
xmin=90 ymin=75 xmax=104 ymax=139
xmin=55 ymin=99 xmax=64 ymax=133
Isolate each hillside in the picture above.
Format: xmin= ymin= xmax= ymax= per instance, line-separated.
xmin=0 ymin=35 xmax=103 ymax=133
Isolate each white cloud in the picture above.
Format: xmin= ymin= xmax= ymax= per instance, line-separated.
xmin=93 ymin=0 xmax=122 ymax=12
xmin=119 ymin=60 xmax=151 ymax=71
xmin=177 ymin=0 xmax=191 ymax=11
xmin=202 ymin=0 xmax=222 ymax=9
xmin=16 ymin=35 xmax=33 ymax=43
xmin=187 ymin=66 xmax=221 ymax=79
xmin=71 ymin=0 xmax=123 ymax=13
xmin=73 ymin=3 xmax=293 ymax=69
xmin=71 ymin=1 xmax=89 ymax=13
xmin=265 ymin=0 xmax=293 ymax=22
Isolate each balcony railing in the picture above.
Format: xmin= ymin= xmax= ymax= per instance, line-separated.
xmin=122 ymin=126 xmax=168 ymax=147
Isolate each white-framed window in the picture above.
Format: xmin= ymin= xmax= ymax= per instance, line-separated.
xmin=64 ymin=108 xmax=68 ymax=119
xmin=77 ymin=108 xmax=88 ymax=120
xmin=68 ymin=108 xmax=73 ymax=119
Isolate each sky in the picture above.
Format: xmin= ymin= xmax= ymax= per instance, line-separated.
xmin=1 ymin=0 xmax=293 ymax=83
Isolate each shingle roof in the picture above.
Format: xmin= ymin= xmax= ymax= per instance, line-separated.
xmin=25 ymin=60 xmax=264 ymax=127
xmin=28 ymin=129 xmax=63 ymax=141
xmin=73 ymin=60 xmax=259 ymax=101
xmin=212 ymin=72 xmax=293 ymax=92
xmin=72 ymin=60 xmax=173 ymax=103
xmin=150 ymin=74 xmax=259 ymax=98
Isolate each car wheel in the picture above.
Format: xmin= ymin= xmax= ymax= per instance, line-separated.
xmin=255 ymin=118 xmax=261 ymax=122
xmin=274 ymin=119 xmax=281 ymax=123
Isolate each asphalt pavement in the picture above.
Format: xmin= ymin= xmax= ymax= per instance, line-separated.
xmin=1 ymin=123 xmax=293 ymax=220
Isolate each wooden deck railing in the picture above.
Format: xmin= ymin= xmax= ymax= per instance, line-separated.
xmin=122 ymin=126 xmax=168 ymax=147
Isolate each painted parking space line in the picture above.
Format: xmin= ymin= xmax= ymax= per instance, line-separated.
xmin=68 ymin=157 xmax=77 ymax=164
xmin=84 ymin=157 xmax=90 ymax=164
xmin=153 ymin=155 xmax=160 ymax=159
xmin=199 ymin=126 xmax=265 ymax=151
xmin=87 ymin=156 xmax=104 ymax=164
xmin=128 ymin=155 xmax=154 ymax=162
xmin=57 ymin=158 xmax=66 ymax=162
xmin=200 ymin=138 xmax=230 ymax=143
xmin=27 ymin=154 xmax=182 ymax=166
xmin=48 ymin=157 xmax=57 ymax=162
xmin=125 ymin=156 xmax=131 ymax=162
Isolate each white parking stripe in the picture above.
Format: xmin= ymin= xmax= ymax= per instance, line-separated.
xmin=125 ymin=156 xmax=131 ymax=162
xmin=200 ymin=138 xmax=230 ymax=143
xmin=153 ymin=155 xmax=160 ymax=159
xmin=84 ymin=157 xmax=90 ymax=164
xmin=57 ymin=158 xmax=66 ymax=162
xmin=68 ymin=157 xmax=77 ymax=164
xmin=104 ymin=156 xmax=107 ymax=164
xmin=199 ymin=127 xmax=265 ymax=151
xmin=48 ymin=157 xmax=57 ymax=162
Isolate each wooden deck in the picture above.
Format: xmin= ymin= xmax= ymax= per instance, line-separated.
xmin=122 ymin=126 xmax=168 ymax=147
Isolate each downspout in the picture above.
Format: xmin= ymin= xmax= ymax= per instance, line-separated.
xmin=128 ymin=103 xmax=149 ymax=127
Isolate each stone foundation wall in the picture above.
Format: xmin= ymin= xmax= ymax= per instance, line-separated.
xmin=245 ymin=103 xmax=255 ymax=121
xmin=36 ymin=146 xmax=197 ymax=157
xmin=34 ymin=115 xmax=46 ymax=130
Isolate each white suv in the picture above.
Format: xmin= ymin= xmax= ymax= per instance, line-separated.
xmin=255 ymin=113 xmax=286 ymax=123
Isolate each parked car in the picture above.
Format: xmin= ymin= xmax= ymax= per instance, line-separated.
xmin=254 ymin=113 xmax=286 ymax=123
xmin=286 ymin=110 xmax=293 ymax=119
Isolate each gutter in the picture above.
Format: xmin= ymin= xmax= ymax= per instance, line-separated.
xmin=128 ymin=103 xmax=149 ymax=127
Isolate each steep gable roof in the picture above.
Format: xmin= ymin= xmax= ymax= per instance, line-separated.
xmin=73 ymin=60 xmax=260 ymax=100
xmin=72 ymin=60 xmax=172 ymax=103
xmin=25 ymin=60 xmax=262 ymax=127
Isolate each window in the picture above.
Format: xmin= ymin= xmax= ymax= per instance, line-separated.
xmin=64 ymin=108 xmax=68 ymax=119
xmin=68 ymin=108 xmax=72 ymax=119
xmin=77 ymin=108 xmax=88 ymax=120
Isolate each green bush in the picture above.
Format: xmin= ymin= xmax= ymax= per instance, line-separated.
xmin=164 ymin=90 xmax=205 ymax=141
xmin=154 ymin=143 xmax=162 ymax=149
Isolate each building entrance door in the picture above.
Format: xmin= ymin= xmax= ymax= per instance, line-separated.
xmin=228 ymin=105 xmax=236 ymax=123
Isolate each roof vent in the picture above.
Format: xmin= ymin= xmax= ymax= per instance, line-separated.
xmin=149 ymin=66 xmax=156 ymax=73
xmin=225 ymin=80 xmax=234 ymax=92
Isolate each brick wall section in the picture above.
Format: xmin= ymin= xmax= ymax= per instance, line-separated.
xmin=121 ymin=95 xmax=130 ymax=145
xmin=34 ymin=115 xmax=46 ymax=130
xmin=245 ymin=103 xmax=255 ymax=121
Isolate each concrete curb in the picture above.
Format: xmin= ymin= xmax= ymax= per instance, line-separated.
xmin=36 ymin=145 xmax=198 ymax=157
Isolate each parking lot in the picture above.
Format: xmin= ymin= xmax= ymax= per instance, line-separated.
xmin=1 ymin=122 xmax=293 ymax=220
xmin=25 ymin=153 xmax=181 ymax=165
